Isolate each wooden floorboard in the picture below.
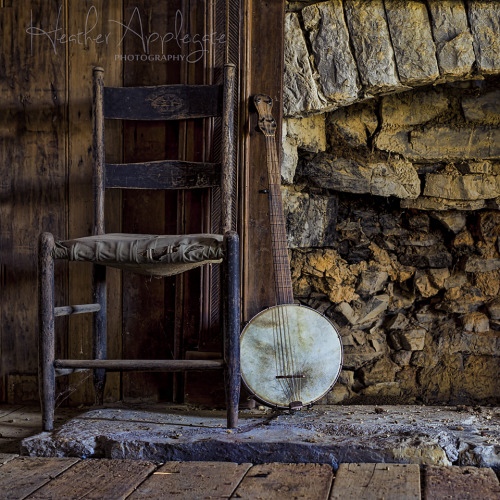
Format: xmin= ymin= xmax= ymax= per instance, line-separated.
xmin=330 ymin=463 xmax=421 ymax=500
xmin=28 ymin=459 xmax=156 ymax=500
xmin=424 ymin=465 xmax=500 ymax=500
xmin=129 ymin=461 xmax=251 ymax=499
xmin=234 ymin=463 xmax=333 ymax=500
xmin=0 ymin=457 xmax=79 ymax=500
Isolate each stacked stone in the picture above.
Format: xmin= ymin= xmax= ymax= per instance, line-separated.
xmin=282 ymin=1 xmax=500 ymax=405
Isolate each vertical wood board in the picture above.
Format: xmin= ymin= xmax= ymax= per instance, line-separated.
xmin=129 ymin=461 xmax=251 ymax=499
xmin=330 ymin=463 xmax=421 ymax=500
xmin=424 ymin=465 xmax=500 ymax=500
xmin=234 ymin=462 xmax=333 ymax=499
xmin=0 ymin=457 xmax=79 ymax=499
xmin=28 ymin=458 xmax=156 ymax=500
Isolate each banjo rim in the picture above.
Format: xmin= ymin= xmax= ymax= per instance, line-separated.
xmin=240 ymin=303 xmax=343 ymax=410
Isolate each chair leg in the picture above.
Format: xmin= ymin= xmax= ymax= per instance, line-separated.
xmin=39 ymin=233 xmax=56 ymax=431
xmin=92 ymin=264 xmax=107 ymax=405
xmin=223 ymin=231 xmax=241 ymax=428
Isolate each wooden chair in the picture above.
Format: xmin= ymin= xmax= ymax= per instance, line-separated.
xmin=38 ymin=64 xmax=240 ymax=430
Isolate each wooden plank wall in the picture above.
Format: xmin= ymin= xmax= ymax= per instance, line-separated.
xmin=0 ymin=2 xmax=122 ymax=404
xmin=0 ymin=1 xmax=229 ymax=405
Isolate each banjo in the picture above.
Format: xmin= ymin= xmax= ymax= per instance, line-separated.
xmin=240 ymin=95 xmax=343 ymax=410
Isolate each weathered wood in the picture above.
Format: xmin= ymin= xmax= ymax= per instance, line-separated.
xmin=54 ymin=304 xmax=101 ymax=317
xmin=235 ymin=463 xmax=333 ymax=499
xmin=0 ymin=1 xmax=68 ymax=403
xmin=0 ymin=457 xmax=79 ymax=499
xmin=38 ymin=233 xmax=55 ymax=431
xmin=223 ymin=231 xmax=241 ymax=428
xmin=129 ymin=461 xmax=251 ymax=499
xmin=242 ymin=0 xmax=286 ymax=321
xmin=0 ymin=454 xmax=17 ymax=466
xmin=29 ymin=459 xmax=156 ymax=500
xmin=104 ymin=85 xmax=222 ymax=120
xmin=67 ymin=0 xmax=123 ymax=406
xmin=54 ymin=359 xmax=224 ymax=371
xmin=424 ymin=465 xmax=500 ymax=500
xmin=330 ymin=463 xmax=421 ymax=500
xmin=105 ymin=161 xmax=221 ymax=190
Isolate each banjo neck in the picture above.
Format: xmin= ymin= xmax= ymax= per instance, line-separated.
xmin=254 ymin=94 xmax=294 ymax=306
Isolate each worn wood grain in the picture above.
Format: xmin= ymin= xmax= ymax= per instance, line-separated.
xmin=0 ymin=1 xmax=68 ymax=403
xmin=129 ymin=461 xmax=251 ymax=499
xmin=0 ymin=453 xmax=18 ymax=465
xmin=424 ymin=465 xmax=500 ymax=500
xmin=105 ymin=161 xmax=221 ymax=190
xmin=66 ymin=0 xmax=123 ymax=406
xmin=330 ymin=463 xmax=420 ymax=500
xmin=28 ymin=459 xmax=156 ymax=500
xmin=0 ymin=457 xmax=79 ymax=499
xmin=104 ymin=85 xmax=222 ymax=120
xmin=235 ymin=463 xmax=333 ymax=499
xmin=241 ymin=0 xmax=286 ymax=321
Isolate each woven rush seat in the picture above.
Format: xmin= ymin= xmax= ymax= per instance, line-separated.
xmin=53 ymin=233 xmax=223 ymax=277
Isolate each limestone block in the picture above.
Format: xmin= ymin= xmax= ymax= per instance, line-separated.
xmin=342 ymin=344 xmax=384 ymax=369
xmin=401 ymin=196 xmax=487 ymax=211
xmin=486 ymin=297 xmax=500 ymax=320
xmin=400 ymin=246 xmax=453 ymax=269
xmin=384 ymin=0 xmax=440 ymax=85
xmin=463 ymin=312 xmax=490 ymax=333
xmin=392 ymin=350 xmax=413 ymax=367
xmin=411 ymin=126 xmax=500 ymax=160
xmin=464 ymin=258 xmax=500 ymax=273
xmin=374 ymin=128 xmax=414 ymax=157
xmin=360 ymin=356 xmax=400 ymax=386
xmin=281 ymin=135 xmax=299 ymax=185
xmin=357 ymin=294 xmax=390 ymax=324
xmin=379 ymin=88 xmax=450 ymax=127
xmin=286 ymin=115 xmax=327 ymax=152
xmin=428 ymin=0 xmax=475 ymax=77
xmin=424 ymin=173 xmax=500 ymax=200
xmin=302 ymin=0 xmax=360 ymax=103
xmin=335 ymin=302 xmax=358 ymax=325
xmin=284 ymin=13 xmax=324 ymax=117
xmin=281 ymin=186 xmax=337 ymax=248
xmin=462 ymin=90 xmax=500 ymax=124
xmin=467 ymin=1 xmax=500 ymax=74
xmin=326 ymin=384 xmax=351 ymax=403
xmin=387 ymin=313 xmax=410 ymax=330
xmin=438 ymin=286 xmax=485 ymax=313
xmin=328 ymin=103 xmax=379 ymax=148
xmin=338 ymin=369 xmax=355 ymax=388
xmin=356 ymin=269 xmax=388 ymax=296
xmin=398 ymin=329 xmax=426 ymax=351
xmin=430 ymin=211 xmax=467 ymax=233
xmin=343 ymin=0 xmax=400 ymax=93
xmin=414 ymin=270 xmax=440 ymax=298
xmin=362 ymin=382 xmax=402 ymax=397
xmin=302 ymin=153 xmax=420 ymax=199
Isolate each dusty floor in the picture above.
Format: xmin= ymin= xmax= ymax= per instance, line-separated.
xmin=20 ymin=403 xmax=500 ymax=471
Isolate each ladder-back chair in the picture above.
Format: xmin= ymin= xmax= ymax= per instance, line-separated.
xmin=39 ymin=64 xmax=240 ymax=430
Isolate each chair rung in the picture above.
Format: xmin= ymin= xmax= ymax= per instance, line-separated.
xmin=54 ymin=359 xmax=224 ymax=372
xmin=55 ymin=304 xmax=101 ymax=317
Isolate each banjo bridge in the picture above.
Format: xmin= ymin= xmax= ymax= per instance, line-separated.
xmin=275 ymin=374 xmax=305 ymax=379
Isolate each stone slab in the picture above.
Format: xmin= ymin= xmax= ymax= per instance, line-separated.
xmin=21 ymin=404 xmax=500 ymax=472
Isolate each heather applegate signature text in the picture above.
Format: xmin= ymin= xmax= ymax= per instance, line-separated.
xmin=26 ymin=6 xmax=226 ymax=63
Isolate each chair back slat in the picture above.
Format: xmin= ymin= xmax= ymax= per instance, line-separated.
xmin=104 ymin=85 xmax=222 ymax=120
xmin=105 ymin=160 xmax=221 ymax=190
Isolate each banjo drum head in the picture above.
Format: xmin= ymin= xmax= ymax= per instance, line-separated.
xmin=240 ymin=304 xmax=343 ymax=409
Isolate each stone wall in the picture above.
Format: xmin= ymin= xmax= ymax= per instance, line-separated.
xmin=282 ymin=0 xmax=500 ymax=405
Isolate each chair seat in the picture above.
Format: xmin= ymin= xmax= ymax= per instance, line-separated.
xmin=53 ymin=233 xmax=224 ymax=277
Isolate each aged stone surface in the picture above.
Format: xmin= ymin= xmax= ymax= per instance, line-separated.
xmin=401 ymin=196 xmax=487 ymax=211
xmin=411 ymin=126 xmax=500 ymax=160
xmin=428 ymin=0 xmax=475 ymax=78
xmin=430 ymin=211 xmax=467 ymax=233
xmin=284 ymin=12 xmax=324 ymax=117
xmin=467 ymin=0 xmax=500 ymax=74
xmin=384 ymin=0 xmax=440 ymax=85
xmin=343 ymin=0 xmax=400 ymax=93
xmin=282 ymin=187 xmax=337 ymax=248
xmin=328 ymin=103 xmax=379 ymax=148
xmin=302 ymin=0 xmax=360 ymax=104
xmin=424 ymin=173 xmax=500 ymax=200
xmin=462 ymin=90 xmax=500 ymax=123
xmin=302 ymin=153 xmax=420 ymax=199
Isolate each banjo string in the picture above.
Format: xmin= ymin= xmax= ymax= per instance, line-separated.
xmin=266 ymin=134 xmax=302 ymax=404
